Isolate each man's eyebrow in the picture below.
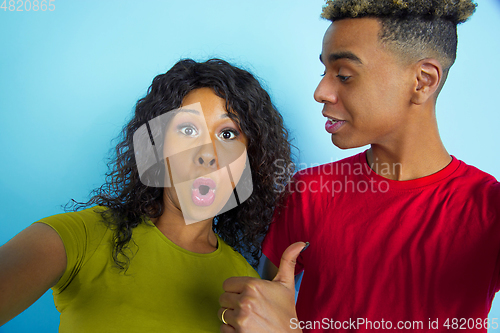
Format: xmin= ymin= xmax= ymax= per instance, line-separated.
xmin=319 ymin=52 xmax=363 ymax=65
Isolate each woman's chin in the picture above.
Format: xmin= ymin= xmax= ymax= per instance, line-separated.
xmin=179 ymin=201 xmax=223 ymax=225
xmin=184 ymin=197 xmax=238 ymax=224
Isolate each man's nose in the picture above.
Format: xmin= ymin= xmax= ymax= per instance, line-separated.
xmin=314 ymin=75 xmax=338 ymax=104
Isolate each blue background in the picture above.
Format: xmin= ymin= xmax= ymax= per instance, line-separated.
xmin=1 ymin=0 xmax=499 ymax=331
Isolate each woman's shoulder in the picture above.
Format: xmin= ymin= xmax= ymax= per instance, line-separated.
xmin=37 ymin=206 xmax=109 ymax=230
xmin=217 ymin=236 xmax=260 ymax=278
xmin=35 ymin=206 xmax=113 ymax=250
xmin=35 ymin=207 xmax=116 ymax=293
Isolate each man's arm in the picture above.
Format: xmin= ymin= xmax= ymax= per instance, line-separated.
xmin=0 ymin=223 xmax=66 ymax=326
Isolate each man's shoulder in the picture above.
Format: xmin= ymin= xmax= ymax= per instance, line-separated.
xmin=454 ymin=158 xmax=499 ymax=187
xmin=446 ymin=158 xmax=500 ymax=210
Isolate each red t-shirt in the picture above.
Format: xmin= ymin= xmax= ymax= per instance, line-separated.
xmin=263 ymin=152 xmax=500 ymax=332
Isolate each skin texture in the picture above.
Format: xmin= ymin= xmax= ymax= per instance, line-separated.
xmin=162 ymin=88 xmax=248 ymax=225
xmin=219 ymin=17 xmax=452 ymax=332
xmin=218 ymin=241 xmax=306 ymax=333
xmin=315 ymin=18 xmax=451 ymax=180
xmin=317 ymin=19 xmax=415 ymax=151
xmin=0 ymin=223 xmax=66 ymax=326
xmin=155 ymin=87 xmax=249 ymax=253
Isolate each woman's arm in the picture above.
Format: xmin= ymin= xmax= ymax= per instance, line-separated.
xmin=0 ymin=223 xmax=66 ymax=326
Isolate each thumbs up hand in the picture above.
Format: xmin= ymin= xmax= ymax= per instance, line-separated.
xmin=218 ymin=242 xmax=308 ymax=333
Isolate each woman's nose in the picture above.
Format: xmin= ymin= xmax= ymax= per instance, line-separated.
xmin=197 ymin=155 xmax=216 ymax=167
xmin=195 ymin=144 xmax=218 ymax=168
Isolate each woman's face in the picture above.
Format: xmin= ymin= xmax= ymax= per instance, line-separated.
xmin=162 ymin=87 xmax=249 ymax=224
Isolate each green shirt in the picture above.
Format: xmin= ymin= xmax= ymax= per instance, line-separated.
xmin=37 ymin=207 xmax=259 ymax=332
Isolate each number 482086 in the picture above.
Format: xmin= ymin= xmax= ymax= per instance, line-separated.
xmin=1 ymin=0 xmax=55 ymax=11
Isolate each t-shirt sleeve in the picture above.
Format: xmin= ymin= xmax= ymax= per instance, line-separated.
xmin=34 ymin=207 xmax=109 ymax=293
xmin=262 ymin=173 xmax=317 ymax=275
xmin=492 ymin=182 xmax=500 ymax=289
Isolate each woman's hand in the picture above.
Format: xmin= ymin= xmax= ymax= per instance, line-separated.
xmin=218 ymin=242 xmax=307 ymax=333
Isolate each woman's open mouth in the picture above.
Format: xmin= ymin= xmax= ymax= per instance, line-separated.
xmin=191 ymin=177 xmax=216 ymax=206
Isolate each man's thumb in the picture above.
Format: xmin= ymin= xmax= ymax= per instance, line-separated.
xmin=272 ymin=241 xmax=309 ymax=288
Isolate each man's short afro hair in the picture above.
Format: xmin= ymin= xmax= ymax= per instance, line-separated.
xmin=321 ymin=0 xmax=477 ymax=25
xmin=320 ymin=0 xmax=477 ymax=72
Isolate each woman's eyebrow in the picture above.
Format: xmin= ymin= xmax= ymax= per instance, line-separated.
xmin=175 ymin=108 xmax=200 ymax=115
xmin=173 ymin=108 xmax=232 ymax=120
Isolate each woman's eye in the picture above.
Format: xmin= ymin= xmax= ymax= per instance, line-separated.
xmin=337 ymin=74 xmax=350 ymax=82
xmin=178 ymin=125 xmax=198 ymax=137
xmin=219 ymin=129 xmax=238 ymax=140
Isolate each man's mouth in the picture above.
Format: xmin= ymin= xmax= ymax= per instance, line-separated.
xmin=325 ymin=117 xmax=346 ymax=134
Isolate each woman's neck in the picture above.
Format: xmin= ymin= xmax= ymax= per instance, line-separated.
xmin=153 ymin=199 xmax=218 ymax=254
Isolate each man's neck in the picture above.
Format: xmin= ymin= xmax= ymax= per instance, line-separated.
xmin=366 ymin=117 xmax=451 ymax=181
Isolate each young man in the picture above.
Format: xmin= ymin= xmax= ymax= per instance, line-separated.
xmin=218 ymin=0 xmax=500 ymax=332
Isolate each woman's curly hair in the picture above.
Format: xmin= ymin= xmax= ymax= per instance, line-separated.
xmin=72 ymin=58 xmax=294 ymax=269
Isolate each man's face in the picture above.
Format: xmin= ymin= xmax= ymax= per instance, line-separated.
xmin=314 ymin=18 xmax=414 ymax=149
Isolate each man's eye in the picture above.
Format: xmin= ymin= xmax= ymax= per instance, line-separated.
xmin=219 ymin=129 xmax=238 ymax=140
xmin=320 ymin=71 xmax=326 ymax=77
xmin=337 ymin=75 xmax=350 ymax=82
xmin=178 ymin=125 xmax=198 ymax=136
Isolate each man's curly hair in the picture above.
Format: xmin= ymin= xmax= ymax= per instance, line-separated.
xmin=72 ymin=59 xmax=294 ymax=269
xmin=321 ymin=0 xmax=477 ymax=71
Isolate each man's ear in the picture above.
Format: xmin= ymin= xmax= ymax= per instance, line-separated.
xmin=411 ymin=59 xmax=442 ymax=105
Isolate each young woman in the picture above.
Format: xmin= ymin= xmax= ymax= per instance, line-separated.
xmin=0 ymin=58 xmax=294 ymax=332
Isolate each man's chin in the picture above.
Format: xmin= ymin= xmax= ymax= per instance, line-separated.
xmin=331 ymin=136 xmax=358 ymax=150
